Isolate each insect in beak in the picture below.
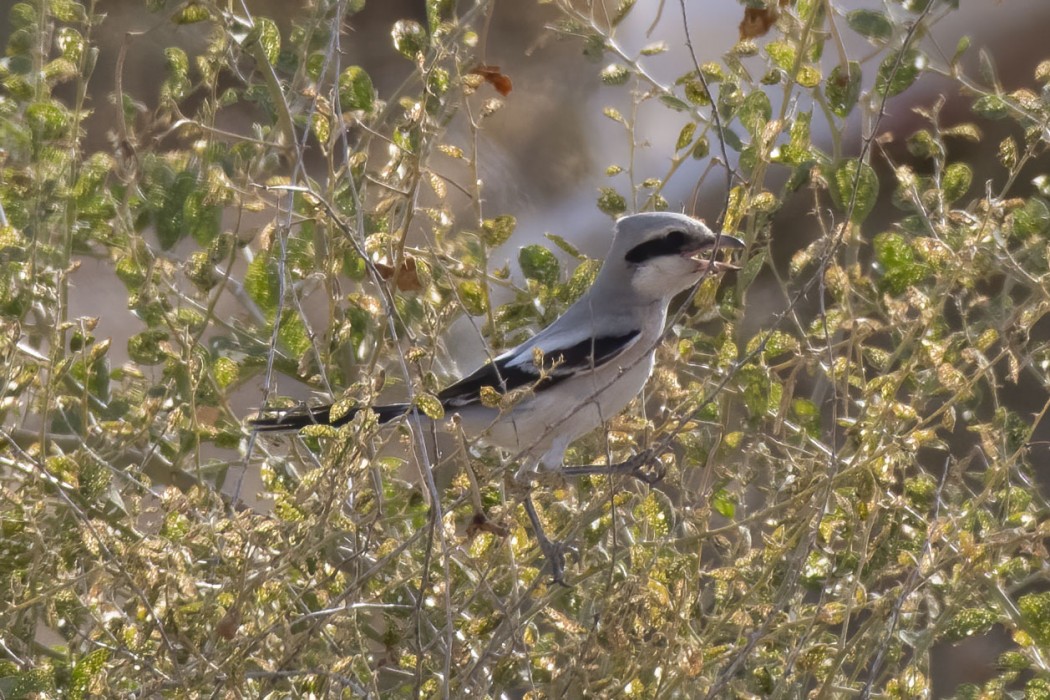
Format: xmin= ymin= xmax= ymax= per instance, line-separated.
xmin=683 ymin=233 xmax=746 ymax=272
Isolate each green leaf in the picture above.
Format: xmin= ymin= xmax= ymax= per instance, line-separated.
xmin=738 ymin=90 xmax=771 ymax=137
xmin=1037 ymin=60 xmax=1050 ymax=84
xmin=712 ymin=488 xmax=736 ymax=518
xmin=721 ymin=127 xmax=744 ymax=153
xmin=766 ymin=41 xmax=797 ymax=72
xmin=794 ymin=65 xmax=821 ymax=89
xmin=128 ymin=329 xmax=169 ymax=365
xmin=277 ymin=310 xmax=311 ymax=357
xmin=952 ymin=36 xmax=970 ymax=67
xmin=875 ymin=48 xmax=923 ymax=97
xmin=611 ymin=0 xmax=637 ymax=26
xmin=998 ymin=136 xmax=1018 ymax=169
xmin=254 ymin=17 xmax=281 ymax=65
xmin=426 ymin=0 xmax=453 ymax=31
xmin=825 ymin=62 xmax=861 ymax=117
xmin=906 ymin=129 xmax=940 ymax=160
xmin=482 ymin=215 xmax=516 ymax=246
xmin=792 ymin=398 xmax=820 ymax=436
xmin=186 ymin=189 xmax=221 ymax=246
xmin=659 ymin=95 xmax=690 ymax=112
xmin=458 ymin=280 xmax=488 ymax=315
xmin=1013 ymin=197 xmax=1050 ymax=238
xmin=1019 ymin=592 xmax=1050 ymax=646
xmin=173 ymin=3 xmax=210 ymax=23
xmin=676 ymin=122 xmax=697 ymax=151
xmin=519 ymin=245 xmax=560 ymax=286
xmin=683 ymin=77 xmax=711 ymax=105
xmin=747 ymin=330 xmax=799 ymax=360
xmin=739 ymin=365 xmax=780 ymax=420
xmin=154 ymin=169 xmax=198 ymax=250
xmin=245 ymin=250 xmax=280 ymax=317
xmin=162 ymin=46 xmax=190 ymax=102
xmin=25 ymin=101 xmax=70 ymax=141
xmin=56 ymin=26 xmax=85 ymax=63
xmin=338 ymin=66 xmax=375 ymax=112
xmin=600 ymin=64 xmax=630 ymax=85
xmin=691 ymin=136 xmax=710 ymax=160
xmin=415 ymin=393 xmax=445 ymax=420
xmin=942 ymin=162 xmax=972 ymax=203
xmin=213 ymin=356 xmax=240 ymax=389
xmin=846 ymin=9 xmax=893 ymax=41
xmin=392 ymin=19 xmax=428 ymax=59
xmin=562 ymin=258 xmax=601 ymax=304
xmin=69 ymin=649 xmax=110 ymax=700
xmin=874 ymin=232 xmax=925 ymax=294
xmin=546 ymin=233 xmax=584 ymax=259
xmin=828 ymin=159 xmax=879 ymax=224
xmin=972 ymin=94 xmax=1010 ymax=120
xmin=115 ymin=255 xmax=146 ymax=290
xmin=597 ymin=187 xmax=627 ymax=217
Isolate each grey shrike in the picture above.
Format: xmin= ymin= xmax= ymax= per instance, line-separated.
xmin=251 ymin=211 xmax=745 ymax=580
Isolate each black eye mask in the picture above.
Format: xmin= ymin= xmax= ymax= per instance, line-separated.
xmin=624 ymin=230 xmax=690 ymax=264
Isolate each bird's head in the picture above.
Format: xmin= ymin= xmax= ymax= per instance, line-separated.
xmin=600 ymin=212 xmax=746 ymax=303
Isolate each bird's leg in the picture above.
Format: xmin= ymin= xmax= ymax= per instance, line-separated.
xmin=454 ymin=422 xmax=508 ymax=540
xmin=560 ymin=449 xmax=665 ymax=485
xmin=522 ymin=493 xmax=575 ymax=587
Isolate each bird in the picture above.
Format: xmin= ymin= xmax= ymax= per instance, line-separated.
xmin=251 ymin=211 xmax=745 ymax=580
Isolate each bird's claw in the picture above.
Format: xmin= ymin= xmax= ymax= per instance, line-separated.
xmin=537 ymin=536 xmax=578 ymax=587
xmin=466 ymin=511 xmax=510 ymax=541
xmin=625 ymin=450 xmax=665 ymax=485
xmin=522 ymin=495 xmax=577 ymax=586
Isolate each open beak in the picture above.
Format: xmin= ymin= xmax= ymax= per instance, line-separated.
xmin=684 ymin=233 xmax=746 ymax=272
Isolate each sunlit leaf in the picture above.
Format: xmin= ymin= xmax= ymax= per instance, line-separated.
xmin=875 ymin=48 xmax=923 ymax=97
xmin=712 ymin=488 xmax=736 ymax=518
xmin=600 ymin=64 xmax=630 ymax=85
xmin=128 ymin=329 xmax=169 ymax=365
xmin=415 ymin=393 xmax=445 ymax=420
xmin=392 ymin=19 xmax=428 ymax=59
xmin=972 ymin=94 xmax=1010 ymax=120
xmin=676 ymin=122 xmax=697 ymax=151
xmin=827 ymin=159 xmax=879 ymax=224
xmin=874 ymin=232 xmax=926 ymax=293
xmin=942 ymin=162 xmax=972 ymax=203
xmin=1012 ymin=197 xmax=1050 ymax=238
xmin=1019 ymin=592 xmax=1050 ymax=647
xmin=253 ymin=17 xmax=280 ymax=64
xmin=458 ymin=280 xmax=488 ymax=315
xmin=825 ymin=62 xmax=861 ymax=117
xmin=597 ymin=187 xmax=627 ymax=217
xmin=338 ymin=66 xmax=375 ymax=112
xmin=482 ymin=215 xmax=516 ymax=247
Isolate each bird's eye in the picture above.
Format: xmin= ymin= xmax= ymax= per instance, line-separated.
xmin=666 ymin=230 xmax=686 ymax=247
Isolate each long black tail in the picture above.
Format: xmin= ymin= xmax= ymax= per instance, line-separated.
xmin=249 ymin=402 xmax=412 ymax=432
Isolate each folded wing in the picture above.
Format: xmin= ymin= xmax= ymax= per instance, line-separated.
xmin=438 ymin=330 xmax=640 ymax=408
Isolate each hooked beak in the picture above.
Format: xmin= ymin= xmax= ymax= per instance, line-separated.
xmin=683 ymin=233 xmax=746 ymax=272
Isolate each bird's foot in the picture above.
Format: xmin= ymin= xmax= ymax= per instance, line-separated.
xmin=522 ymin=495 xmax=576 ymax=587
xmin=560 ymin=449 xmax=666 ymax=485
xmin=465 ymin=511 xmax=510 ymax=541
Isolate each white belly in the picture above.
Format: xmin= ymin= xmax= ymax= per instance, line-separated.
xmin=453 ymin=348 xmax=656 ymax=470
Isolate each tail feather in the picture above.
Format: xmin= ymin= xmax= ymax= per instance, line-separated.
xmin=250 ymin=402 xmax=412 ymax=432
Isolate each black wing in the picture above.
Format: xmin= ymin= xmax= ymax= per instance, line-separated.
xmin=438 ymin=330 xmax=640 ymax=409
